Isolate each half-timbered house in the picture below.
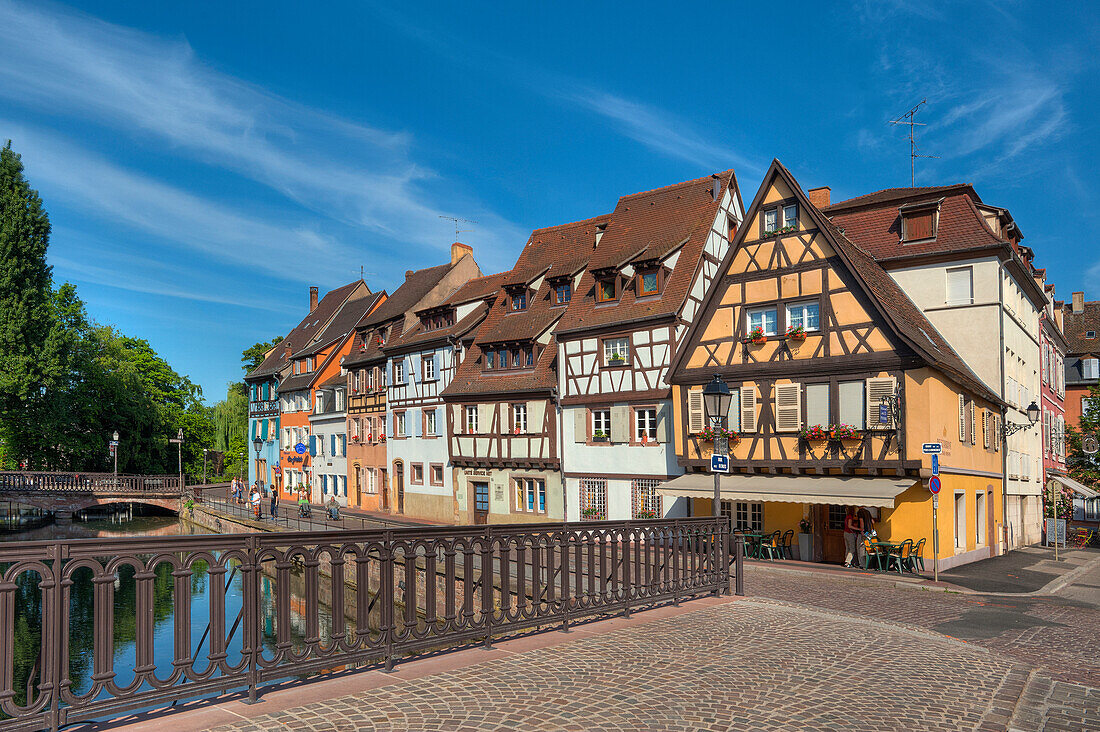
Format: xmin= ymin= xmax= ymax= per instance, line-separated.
xmin=443 ymin=217 xmax=608 ymax=524
xmin=663 ymin=160 xmax=1006 ymax=570
xmin=554 ymin=171 xmax=745 ymax=522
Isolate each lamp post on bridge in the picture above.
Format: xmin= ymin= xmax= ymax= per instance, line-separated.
xmin=168 ymin=428 xmax=185 ymax=492
xmin=111 ymin=430 xmax=119 ymax=487
xmin=202 ymin=448 xmax=208 ymax=485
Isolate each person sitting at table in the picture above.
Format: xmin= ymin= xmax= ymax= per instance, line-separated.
xmin=843 ymin=507 xmax=864 ymax=568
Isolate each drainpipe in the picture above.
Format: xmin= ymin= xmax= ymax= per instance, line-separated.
xmin=998 ymin=261 xmax=1010 ymax=553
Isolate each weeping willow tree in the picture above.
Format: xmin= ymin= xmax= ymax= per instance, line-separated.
xmin=210 ymin=384 xmax=247 ymax=452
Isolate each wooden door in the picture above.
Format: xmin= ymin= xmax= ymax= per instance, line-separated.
xmin=381 ymin=468 xmax=389 ymax=510
xmin=822 ymin=505 xmax=846 ymax=564
xmin=354 ymin=466 xmax=362 ymax=507
xmin=473 ymin=481 xmax=489 ymax=525
xmin=986 ymin=486 xmax=996 ymax=557
xmin=394 ymin=462 xmax=404 ymax=514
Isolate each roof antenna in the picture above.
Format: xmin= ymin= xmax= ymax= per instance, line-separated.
xmin=439 ymin=215 xmax=477 ymax=242
xmin=888 ymin=99 xmax=939 ymax=186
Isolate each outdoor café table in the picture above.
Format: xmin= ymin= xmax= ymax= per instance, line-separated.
xmin=870 ymin=541 xmax=902 ymax=572
xmin=739 ymin=532 xmax=765 ymax=558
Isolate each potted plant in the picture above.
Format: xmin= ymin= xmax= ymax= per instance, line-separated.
xmin=608 ymin=352 xmax=627 ymax=366
xmin=797 ymin=518 xmax=813 ymax=560
xmin=582 ymin=506 xmax=603 ymax=521
xmin=635 ymin=509 xmax=658 ymax=519
xmin=786 ymin=324 xmax=806 ymax=342
xmin=747 ymin=326 xmax=767 ymax=345
xmin=592 ymin=429 xmax=609 ymax=443
xmin=830 ymin=424 xmax=862 ymax=441
xmin=799 ymin=424 xmax=828 ymax=442
xmin=697 ymin=425 xmax=741 ymax=448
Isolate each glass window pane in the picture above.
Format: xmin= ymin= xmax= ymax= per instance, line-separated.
xmin=805 ymin=303 xmax=819 ymax=330
xmin=783 ymin=204 xmax=797 ymax=227
xmin=764 ymin=209 xmax=777 ymax=230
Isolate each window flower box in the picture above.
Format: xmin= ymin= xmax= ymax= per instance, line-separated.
xmin=829 ymin=424 xmax=862 ymax=441
xmin=608 ymin=353 xmax=627 ymax=366
xmin=799 ymin=424 xmax=829 ymax=442
xmin=763 ymin=224 xmax=798 ymax=238
xmin=747 ymin=326 xmax=767 ymax=345
xmin=786 ymin=325 xmax=806 ymax=342
xmin=581 ymin=507 xmax=605 ymax=521
xmin=635 ymin=509 xmax=658 ymax=520
xmin=592 ymin=430 xmax=609 ymax=443
xmin=696 ymin=425 xmax=741 ymax=447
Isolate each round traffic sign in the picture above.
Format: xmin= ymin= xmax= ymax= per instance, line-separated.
xmin=294 ymin=442 xmax=307 ymax=455
xmin=928 ymin=476 xmax=941 ymax=494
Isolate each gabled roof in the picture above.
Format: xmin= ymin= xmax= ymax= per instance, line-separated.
xmin=357 ymin=262 xmax=456 ymax=330
xmin=245 ymin=280 xmax=365 ymax=381
xmin=1063 ymin=301 xmax=1100 ymax=355
xmin=293 ymin=290 xmax=385 ymax=359
xmin=555 ymin=169 xmax=739 ymax=336
xmin=824 ymin=185 xmax=975 ymax=213
xmin=384 ymin=302 xmax=491 ymax=354
xmin=671 ymin=159 xmax=1003 ymax=407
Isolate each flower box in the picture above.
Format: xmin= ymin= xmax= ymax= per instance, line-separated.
xmin=829 ymin=424 xmax=863 ymax=441
xmin=786 ymin=325 xmax=806 ymax=342
xmin=747 ymin=326 xmax=767 ymax=345
xmin=696 ymin=426 xmax=741 ymax=447
xmin=799 ymin=425 xmax=829 ymax=441
xmin=608 ymin=354 xmax=627 ymax=366
xmin=592 ymin=431 xmax=609 ymax=443
xmin=634 ymin=510 xmax=658 ymax=520
xmin=763 ymin=224 xmax=798 ymax=238
xmin=581 ymin=507 xmax=605 ymax=521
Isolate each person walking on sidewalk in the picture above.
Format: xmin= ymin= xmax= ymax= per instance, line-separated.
xmin=250 ymin=488 xmax=262 ymax=520
xmin=843 ymin=507 xmax=864 ymax=568
xmin=270 ymin=490 xmax=278 ymax=520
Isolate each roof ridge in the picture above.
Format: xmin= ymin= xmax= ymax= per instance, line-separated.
xmin=617 ymin=168 xmax=736 ymax=204
xmin=826 ymin=183 xmax=973 ymax=211
xmin=530 ymin=213 xmax=611 ymax=236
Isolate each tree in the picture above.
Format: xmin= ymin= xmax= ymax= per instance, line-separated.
xmin=242 ymin=337 xmax=283 ymax=375
xmin=1065 ymin=382 xmax=1100 ymax=492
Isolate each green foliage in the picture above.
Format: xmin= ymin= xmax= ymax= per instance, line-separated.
xmin=242 ymin=337 xmax=282 ymax=375
xmin=1066 ymin=381 xmax=1100 ymax=492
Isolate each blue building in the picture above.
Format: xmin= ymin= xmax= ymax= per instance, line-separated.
xmin=246 ymin=377 xmax=280 ymax=488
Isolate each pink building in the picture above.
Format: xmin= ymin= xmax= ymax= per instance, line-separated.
xmin=1037 ymin=276 xmax=1070 ymax=515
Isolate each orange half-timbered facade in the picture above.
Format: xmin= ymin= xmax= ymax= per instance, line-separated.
xmin=664 ymin=161 xmax=1006 ymax=570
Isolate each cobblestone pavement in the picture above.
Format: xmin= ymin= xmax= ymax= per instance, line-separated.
xmin=210 ymin=599 xmax=1038 ymax=732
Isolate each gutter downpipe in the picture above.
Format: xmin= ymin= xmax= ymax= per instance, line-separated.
xmin=998 ymin=260 xmax=1011 ymax=555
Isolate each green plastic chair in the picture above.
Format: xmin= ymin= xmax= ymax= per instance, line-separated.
xmin=861 ymin=537 xmax=882 ymax=570
xmin=758 ymin=531 xmax=783 ymax=560
xmin=780 ymin=529 xmax=795 ymax=559
xmin=909 ymin=537 xmax=926 ymax=572
xmin=886 ymin=539 xmax=913 ymax=574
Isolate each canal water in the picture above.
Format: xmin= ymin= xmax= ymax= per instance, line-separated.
xmin=1 ymin=504 xmax=352 ymax=716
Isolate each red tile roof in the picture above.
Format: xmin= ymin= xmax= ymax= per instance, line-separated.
xmin=824 ymin=185 xmax=975 ymax=213
xmin=1063 ymin=302 xmax=1100 ymax=355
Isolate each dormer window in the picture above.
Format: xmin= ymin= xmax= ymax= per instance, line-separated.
xmin=484 ymin=344 xmax=536 ymax=372
xmin=1087 ymin=331 xmax=1097 ymax=340
xmin=486 ymin=350 xmax=496 ymax=369
xmin=638 ymin=269 xmax=660 ymax=297
xmin=421 ymin=310 xmax=455 ymax=332
xmin=554 ymin=282 xmax=571 ymax=305
xmin=511 ymin=290 xmax=527 ymax=311
xmin=900 ymin=202 xmax=939 ymax=242
xmin=597 ymin=278 xmax=617 ymax=303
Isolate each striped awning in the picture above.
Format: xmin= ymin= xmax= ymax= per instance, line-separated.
xmin=1050 ymin=474 xmax=1100 ymax=499
xmin=657 ymin=472 xmax=916 ymax=509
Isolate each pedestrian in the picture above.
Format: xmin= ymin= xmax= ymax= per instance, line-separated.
xmin=843 ymin=506 xmax=864 ymax=568
xmin=251 ymin=488 xmax=262 ymax=519
xmin=270 ymin=489 xmax=278 ymax=519
xmin=298 ymin=490 xmax=310 ymax=518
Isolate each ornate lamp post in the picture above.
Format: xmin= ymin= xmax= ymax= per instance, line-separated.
xmin=202 ymin=448 xmax=208 ymax=485
xmin=112 ymin=430 xmax=120 ymax=487
xmin=702 ymin=374 xmax=733 ymax=520
xmin=238 ymin=451 xmax=246 ymax=482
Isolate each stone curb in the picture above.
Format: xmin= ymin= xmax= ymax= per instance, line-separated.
xmin=895 ymin=551 xmax=1100 ymax=598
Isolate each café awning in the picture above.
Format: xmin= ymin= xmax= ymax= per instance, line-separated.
xmin=1050 ymin=473 xmax=1100 ymax=500
xmin=657 ymin=472 xmax=916 ymax=509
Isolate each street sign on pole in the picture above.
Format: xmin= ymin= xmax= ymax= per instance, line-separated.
xmin=931 ymin=454 xmax=939 ymax=476
xmin=922 ymin=443 xmax=942 ymax=455
xmin=711 ymin=454 xmax=730 ymax=473
xmin=931 ymin=492 xmax=940 ymax=583
xmin=928 ymin=476 xmax=941 ymax=494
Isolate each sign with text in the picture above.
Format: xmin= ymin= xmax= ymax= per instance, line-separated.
xmin=922 ymin=443 xmax=942 ymax=454
xmin=711 ymin=454 xmax=730 ymax=473
xmin=931 ymin=454 xmax=939 ymax=476
xmin=1045 ymin=518 xmax=1066 ymax=547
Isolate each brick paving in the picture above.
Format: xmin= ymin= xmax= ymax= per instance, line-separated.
xmin=207 ymin=599 xmax=1031 ymax=732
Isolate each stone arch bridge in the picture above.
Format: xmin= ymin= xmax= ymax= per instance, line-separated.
xmin=0 ymin=471 xmax=184 ymax=524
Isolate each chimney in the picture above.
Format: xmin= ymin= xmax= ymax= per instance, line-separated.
xmin=1073 ymin=291 xmax=1085 ymax=315
xmin=451 ymin=242 xmax=473 ymax=264
xmin=807 ymin=186 xmax=831 ymax=209
xmin=309 ymin=286 xmax=319 ymax=312
xmin=711 ymin=174 xmax=722 ymax=202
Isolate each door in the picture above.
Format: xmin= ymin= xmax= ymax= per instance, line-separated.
xmin=473 ymin=481 xmax=490 ymax=525
xmin=354 ymin=465 xmax=362 ymax=507
xmin=394 ymin=462 xmax=404 ymax=514
xmin=821 ymin=505 xmax=846 ymax=564
xmin=986 ymin=486 xmax=997 ymax=557
xmin=381 ymin=468 xmax=389 ymax=511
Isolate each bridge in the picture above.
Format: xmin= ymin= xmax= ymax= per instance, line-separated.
xmin=0 ymin=471 xmax=185 ymax=524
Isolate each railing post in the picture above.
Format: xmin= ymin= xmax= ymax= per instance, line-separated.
xmin=380 ymin=530 xmax=396 ymax=672
xmin=481 ymin=526 xmax=494 ymax=649
xmin=621 ymin=522 xmax=631 ymax=618
xmin=560 ymin=524 xmax=571 ymax=633
xmin=734 ymin=533 xmax=744 ymax=597
xmin=242 ymin=535 xmax=262 ymax=704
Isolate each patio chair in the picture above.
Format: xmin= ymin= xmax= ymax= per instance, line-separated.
xmin=758 ymin=531 xmax=783 ymax=560
xmin=886 ymin=539 xmax=914 ymax=574
xmin=861 ymin=537 xmax=882 ymax=571
xmin=780 ymin=529 xmax=794 ymax=559
xmin=910 ymin=537 xmax=926 ymax=572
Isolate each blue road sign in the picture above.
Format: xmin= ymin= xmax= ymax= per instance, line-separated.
xmin=711 ymin=454 xmax=730 ymax=473
xmin=931 ymin=454 xmax=939 ymax=476
xmin=928 ymin=476 xmax=941 ymax=494
xmin=294 ymin=442 xmax=306 ymax=455
xmin=922 ymin=443 xmax=942 ymax=454
xmin=879 ymin=404 xmax=889 ymax=424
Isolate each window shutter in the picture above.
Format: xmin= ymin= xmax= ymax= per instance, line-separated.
xmin=982 ymin=412 xmax=989 ymax=449
xmin=688 ymin=390 xmax=705 ymax=433
xmin=478 ymin=404 xmax=494 ymax=435
xmin=656 ymin=403 xmax=670 ymax=443
xmin=741 ymin=383 xmax=757 ymax=433
xmin=728 ymin=388 xmax=741 ymax=432
xmin=611 ymin=405 xmax=630 ymax=443
xmin=969 ymin=402 xmax=976 ymax=445
xmin=805 ymin=383 xmax=830 ymax=428
xmin=866 ymin=377 xmax=896 ymax=429
xmin=993 ymin=415 xmax=1000 ymax=451
xmin=958 ymin=394 xmax=966 ymax=442
xmin=946 ymin=268 xmax=973 ymax=304
xmin=574 ymin=409 xmax=587 ymax=443
xmin=775 ymin=383 xmax=802 ymax=432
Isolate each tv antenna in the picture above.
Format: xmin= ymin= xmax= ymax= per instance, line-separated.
xmin=439 ymin=215 xmax=477 ymax=242
xmin=357 ymin=265 xmax=378 ymax=283
xmin=888 ymin=99 xmax=938 ymax=186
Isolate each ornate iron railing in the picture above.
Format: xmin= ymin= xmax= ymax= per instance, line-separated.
xmin=0 ymin=473 xmax=183 ymax=494
xmin=0 ymin=517 xmax=734 ymax=731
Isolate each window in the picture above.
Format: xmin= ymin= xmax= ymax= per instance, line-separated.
xmin=411 ymin=463 xmax=424 ymax=485
xmin=423 ymin=356 xmax=436 ymax=381
xmin=635 ymin=407 xmax=658 ymax=443
xmin=632 ymin=479 xmax=662 ymax=519
xmin=1083 ymin=397 xmax=1092 ymax=417
xmin=580 ymin=479 xmax=607 ymax=520
xmin=946 ymin=267 xmax=974 ymax=305
xmin=597 ymin=278 xmax=617 ymax=303
xmin=393 ymin=360 xmax=406 ymax=384
xmin=365 ymin=468 xmax=377 ymax=494
xmin=603 ymin=337 xmax=630 ymax=366
xmin=424 ymin=409 xmax=438 ymax=436
xmin=511 ymin=349 xmax=521 ymax=368
xmin=954 ymin=492 xmax=966 ymax=549
xmin=902 ymin=209 xmax=936 ymax=241
xmin=785 ymin=302 xmax=819 ymax=332
xmin=746 ymin=307 xmax=778 ymax=336
xmin=1088 ymin=331 xmax=1098 ymax=340
xmin=1084 ymin=358 xmax=1100 ymax=380
xmin=465 ymin=405 xmax=479 ymax=434
xmin=554 ymin=283 xmax=571 ymax=304
xmin=782 ymin=203 xmax=797 ymax=228
xmin=525 ymin=348 xmax=534 ymax=367
xmin=735 ymin=501 xmax=763 ymax=531
xmin=431 ymin=464 xmax=444 ymax=486
xmin=805 ymin=383 xmax=830 ymax=428
xmin=763 ymin=208 xmax=778 ymax=232
xmin=511 ymin=290 xmax=527 ymax=311
xmin=838 ymin=380 xmax=866 ymax=430
xmin=394 ymin=411 xmax=406 ymax=437
xmin=515 ymin=477 xmax=547 ymax=513
xmin=512 ymin=404 xmax=528 ymax=434
xmin=827 ymin=505 xmax=846 ymax=531
xmin=591 ymin=409 xmax=611 ymax=440
xmin=486 ymin=350 xmax=496 ymax=370
xmin=638 ymin=270 xmax=660 ymax=297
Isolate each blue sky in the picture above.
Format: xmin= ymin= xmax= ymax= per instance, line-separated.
xmin=2 ymin=1 xmax=1097 ymax=401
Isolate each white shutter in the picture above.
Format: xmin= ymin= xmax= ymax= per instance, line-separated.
xmin=958 ymin=394 xmax=966 ymax=442
xmin=775 ymin=383 xmax=802 ymax=432
xmin=574 ymin=409 xmax=587 ymax=443
xmin=727 ymin=388 xmax=741 ymax=432
xmin=969 ymin=402 xmax=976 ymax=445
xmin=688 ymin=390 xmax=705 ymax=433
xmin=946 ymin=267 xmax=972 ymax=304
xmin=655 ymin=403 xmax=670 ymax=443
xmin=741 ymin=383 xmax=757 ymax=433
xmin=993 ymin=415 xmax=1000 ymax=452
xmin=611 ymin=405 xmax=630 ymax=443
xmin=982 ymin=412 xmax=990 ymax=449
xmin=866 ymin=377 xmax=897 ymax=429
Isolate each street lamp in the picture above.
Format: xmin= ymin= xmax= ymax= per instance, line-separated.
xmin=253 ymin=437 xmax=263 ymax=493
xmin=1001 ymin=400 xmax=1041 ymax=555
xmin=176 ymin=428 xmax=184 ymax=490
xmin=112 ymin=430 xmax=119 ymax=487
xmin=702 ymin=375 xmax=733 ymax=520
xmin=238 ymin=451 xmax=246 ymax=481
xmin=202 ymin=448 xmax=209 ymax=485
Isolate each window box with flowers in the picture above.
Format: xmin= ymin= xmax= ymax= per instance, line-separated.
xmin=799 ymin=424 xmax=829 ymax=442
xmin=785 ymin=325 xmax=806 ymax=342
xmin=746 ymin=326 xmax=767 ymax=345
xmin=592 ymin=430 xmax=609 ymax=443
xmin=607 ymin=352 xmax=627 ymax=367
xmin=634 ymin=509 xmax=659 ymax=519
xmin=763 ymin=224 xmax=798 ymax=238
xmin=829 ymin=424 xmax=862 ymax=441
xmin=581 ymin=507 xmax=605 ymax=521
xmin=696 ymin=425 xmax=741 ymax=448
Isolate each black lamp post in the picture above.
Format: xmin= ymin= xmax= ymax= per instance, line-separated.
xmin=702 ymin=375 xmax=733 ymax=520
xmin=112 ymin=430 xmax=119 ymax=487
xmin=202 ymin=448 xmax=208 ymax=485
xmin=253 ymin=437 xmax=263 ymax=491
